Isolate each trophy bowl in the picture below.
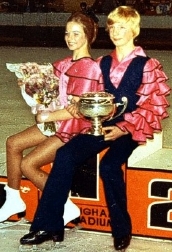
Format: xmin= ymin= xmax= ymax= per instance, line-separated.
xmin=78 ymin=92 xmax=115 ymax=136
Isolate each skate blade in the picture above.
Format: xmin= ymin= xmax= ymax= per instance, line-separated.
xmin=19 ymin=241 xmax=65 ymax=251
xmin=72 ymin=223 xmax=83 ymax=231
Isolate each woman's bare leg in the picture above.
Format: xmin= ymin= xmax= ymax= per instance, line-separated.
xmin=3 ymin=126 xmax=80 ymax=224
xmin=6 ymin=125 xmax=48 ymax=190
xmin=20 ymin=136 xmax=65 ymax=190
xmin=0 ymin=125 xmax=49 ymax=222
xmin=20 ymin=136 xmax=81 ymax=225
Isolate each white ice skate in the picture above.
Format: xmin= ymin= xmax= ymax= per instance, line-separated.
xmin=63 ymin=198 xmax=81 ymax=227
xmin=0 ymin=185 xmax=26 ymax=223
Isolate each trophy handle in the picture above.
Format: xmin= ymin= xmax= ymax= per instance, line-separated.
xmin=108 ymin=96 xmax=128 ymax=121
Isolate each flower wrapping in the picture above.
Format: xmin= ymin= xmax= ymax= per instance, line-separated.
xmin=6 ymin=62 xmax=62 ymax=136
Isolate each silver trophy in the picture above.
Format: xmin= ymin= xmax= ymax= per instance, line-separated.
xmin=78 ymin=91 xmax=128 ymax=136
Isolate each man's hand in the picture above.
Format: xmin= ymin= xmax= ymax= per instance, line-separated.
xmin=103 ymin=126 xmax=128 ymax=141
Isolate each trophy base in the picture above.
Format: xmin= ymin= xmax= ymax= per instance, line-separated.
xmin=87 ymin=128 xmax=104 ymax=136
xmin=86 ymin=118 xmax=104 ymax=136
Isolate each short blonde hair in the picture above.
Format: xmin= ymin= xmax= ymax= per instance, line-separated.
xmin=106 ymin=6 xmax=140 ymax=38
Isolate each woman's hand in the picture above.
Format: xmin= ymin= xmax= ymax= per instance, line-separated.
xmin=66 ymin=104 xmax=82 ymax=119
xmin=35 ymin=107 xmax=76 ymax=123
xmin=35 ymin=110 xmax=50 ymax=123
xmin=103 ymin=126 xmax=128 ymax=141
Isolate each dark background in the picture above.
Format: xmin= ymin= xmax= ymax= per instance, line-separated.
xmin=0 ymin=25 xmax=171 ymax=50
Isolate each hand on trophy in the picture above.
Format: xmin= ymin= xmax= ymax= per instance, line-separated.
xmin=103 ymin=125 xmax=128 ymax=141
xmin=66 ymin=95 xmax=83 ymax=119
xmin=66 ymin=104 xmax=80 ymax=119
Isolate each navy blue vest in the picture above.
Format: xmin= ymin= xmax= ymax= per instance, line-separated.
xmin=100 ymin=55 xmax=150 ymax=126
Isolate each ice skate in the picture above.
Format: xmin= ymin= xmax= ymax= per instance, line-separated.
xmin=0 ymin=185 xmax=26 ymax=222
xmin=19 ymin=242 xmax=65 ymax=251
xmin=63 ymin=198 xmax=81 ymax=228
xmin=114 ymin=235 xmax=131 ymax=251
xmin=19 ymin=230 xmax=64 ymax=251
xmin=19 ymin=240 xmax=66 ymax=252
xmin=115 ymin=249 xmax=126 ymax=252
xmin=19 ymin=240 xmax=66 ymax=251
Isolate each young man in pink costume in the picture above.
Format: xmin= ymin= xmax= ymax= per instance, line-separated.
xmin=20 ymin=6 xmax=170 ymax=251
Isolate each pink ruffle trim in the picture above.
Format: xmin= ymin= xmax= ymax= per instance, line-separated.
xmin=53 ymin=57 xmax=72 ymax=77
xmin=56 ymin=117 xmax=91 ymax=143
xmin=116 ymin=58 xmax=171 ymax=143
xmin=66 ymin=58 xmax=103 ymax=81
xmin=65 ymin=58 xmax=104 ymax=95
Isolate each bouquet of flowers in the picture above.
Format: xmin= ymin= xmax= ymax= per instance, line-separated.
xmin=6 ymin=62 xmax=61 ymax=136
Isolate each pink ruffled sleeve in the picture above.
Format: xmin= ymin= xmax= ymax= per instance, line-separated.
xmin=65 ymin=58 xmax=104 ymax=95
xmin=53 ymin=57 xmax=73 ymax=106
xmin=116 ymin=58 xmax=171 ymax=143
xmin=53 ymin=57 xmax=72 ymax=77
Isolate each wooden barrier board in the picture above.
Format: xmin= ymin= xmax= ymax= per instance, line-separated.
xmin=1 ymin=152 xmax=172 ymax=240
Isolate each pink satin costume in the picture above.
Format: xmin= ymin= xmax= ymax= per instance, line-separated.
xmin=53 ymin=57 xmax=104 ymax=142
xmin=100 ymin=46 xmax=170 ymax=143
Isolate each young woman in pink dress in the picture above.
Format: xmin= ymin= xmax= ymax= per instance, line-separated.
xmin=0 ymin=11 xmax=103 ymax=224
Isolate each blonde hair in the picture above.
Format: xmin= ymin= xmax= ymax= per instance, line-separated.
xmin=106 ymin=6 xmax=140 ymax=38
